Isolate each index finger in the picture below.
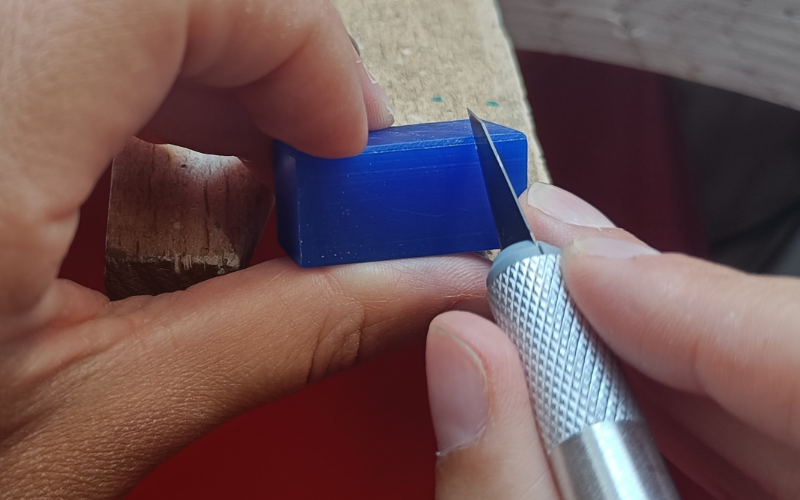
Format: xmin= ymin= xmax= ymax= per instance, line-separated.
xmin=0 ymin=0 xmax=368 ymax=323
xmin=522 ymin=185 xmax=800 ymax=449
xmin=3 ymin=255 xmax=489 ymax=498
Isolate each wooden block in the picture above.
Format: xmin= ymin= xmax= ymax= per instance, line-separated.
xmin=275 ymin=119 xmax=528 ymax=267
xmin=499 ymin=0 xmax=800 ymax=111
xmin=105 ymin=139 xmax=272 ymax=300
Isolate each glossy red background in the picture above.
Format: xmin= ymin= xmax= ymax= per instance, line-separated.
xmin=58 ymin=54 xmax=713 ymax=499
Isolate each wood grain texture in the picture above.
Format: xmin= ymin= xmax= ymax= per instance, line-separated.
xmin=105 ymin=0 xmax=543 ymax=299
xmin=335 ymin=0 xmax=548 ymax=183
xmin=105 ymin=139 xmax=272 ymax=300
xmin=500 ymin=0 xmax=800 ymax=110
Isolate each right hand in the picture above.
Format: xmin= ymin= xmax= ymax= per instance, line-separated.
xmin=426 ymin=182 xmax=800 ymax=500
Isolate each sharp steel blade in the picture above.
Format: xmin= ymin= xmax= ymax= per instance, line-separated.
xmin=468 ymin=109 xmax=535 ymax=249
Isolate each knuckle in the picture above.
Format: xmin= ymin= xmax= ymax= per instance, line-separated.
xmin=304 ymin=270 xmax=366 ymax=384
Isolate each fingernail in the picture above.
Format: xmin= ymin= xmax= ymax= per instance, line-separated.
xmin=352 ymin=43 xmax=394 ymax=130
xmin=362 ymin=65 xmax=395 ymax=129
xmin=567 ymin=237 xmax=659 ymax=258
xmin=524 ymin=182 xmax=615 ymax=228
xmin=427 ymin=326 xmax=488 ymax=455
xmin=349 ymin=34 xmax=363 ymax=58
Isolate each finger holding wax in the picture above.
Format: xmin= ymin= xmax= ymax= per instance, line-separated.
xmin=0 ymin=0 xmax=381 ymax=324
xmin=520 ymin=182 xmax=800 ymax=499
xmin=0 ymin=0 xmax=488 ymax=499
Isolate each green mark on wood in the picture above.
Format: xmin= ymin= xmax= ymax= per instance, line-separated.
xmin=485 ymin=100 xmax=500 ymax=108
xmin=432 ymin=95 xmax=444 ymax=103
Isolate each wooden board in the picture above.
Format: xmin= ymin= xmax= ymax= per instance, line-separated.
xmin=336 ymin=0 xmax=547 ymax=183
xmin=500 ymin=0 xmax=800 ymax=111
xmin=105 ymin=0 xmax=543 ymax=299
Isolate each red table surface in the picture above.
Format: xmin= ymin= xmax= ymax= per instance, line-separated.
xmin=56 ymin=53 xmax=714 ymax=499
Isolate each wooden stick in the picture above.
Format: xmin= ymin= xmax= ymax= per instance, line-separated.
xmin=105 ymin=139 xmax=272 ymax=300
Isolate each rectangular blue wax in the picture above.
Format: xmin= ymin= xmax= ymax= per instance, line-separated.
xmin=274 ymin=119 xmax=527 ymax=267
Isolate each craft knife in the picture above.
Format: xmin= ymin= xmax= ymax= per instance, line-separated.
xmin=469 ymin=110 xmax=680 ymax=500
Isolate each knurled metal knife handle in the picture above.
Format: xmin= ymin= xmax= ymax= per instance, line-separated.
xmin=487 ymin=241 xmax=681 ymax=500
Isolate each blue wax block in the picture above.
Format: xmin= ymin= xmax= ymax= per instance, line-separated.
xmin=274 ymin=119 xmax=527 ymax=267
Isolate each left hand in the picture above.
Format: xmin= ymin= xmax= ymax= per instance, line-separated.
xmin=0 ymin=2 xmax=489 ymax=498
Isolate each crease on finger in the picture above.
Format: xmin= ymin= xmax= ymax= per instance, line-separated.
xmin=303 ymin=269 xmax=367 ymax=384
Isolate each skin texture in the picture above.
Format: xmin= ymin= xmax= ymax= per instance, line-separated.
xmin=3 ymin=1 xmax=800 ymax=499
xmin=0 ymin=1 xmax=483 ymax=498
xmin=425 ymin=186 xmax=800 ymax=500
